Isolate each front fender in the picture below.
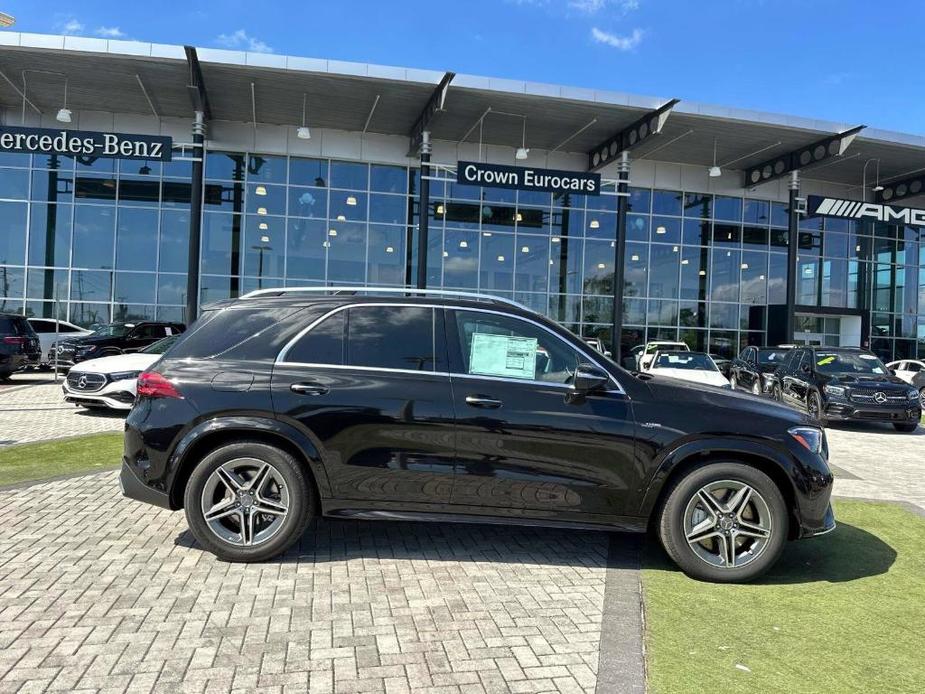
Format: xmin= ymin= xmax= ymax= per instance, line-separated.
xmin=636 ymin=435 xmax=800 ymax=518
xmin=167 ymin=415 xmax=332 ymax=508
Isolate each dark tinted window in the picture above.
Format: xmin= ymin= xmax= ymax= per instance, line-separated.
xmin=170 ymin=307 xmax=298 ymax=360
xmin=288 ymin=311 xmax=345 ymax=365
xmin=346 ymin=306 xmax=434 ymax=371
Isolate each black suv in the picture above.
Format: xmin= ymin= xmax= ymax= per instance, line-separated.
xmin=54 ymin=321 xmax=185 ymax=366
xmin=0 ymin=313 xmax=42 ymax=379
xmin=730 ymin=346 xmax=792 ymax=396
xmin=772 ymin=346 xmax=921 ymax=432
xmin=121 ymin=288 xmax=835 ymax=583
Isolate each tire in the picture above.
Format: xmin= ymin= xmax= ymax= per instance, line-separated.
xmin=893 ymin=422 xmax=918 ymax=433
xmin=807 ymin=391 xmax=827 ymax=426
xmin=657 ymin=462 xmax=788 ymax=583
xmin=184 ymin=441 xmax=314 ymax=562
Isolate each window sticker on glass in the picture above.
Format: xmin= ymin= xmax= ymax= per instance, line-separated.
xmin=817 ymin=356 xmax=836 ymax=366
xmin=470 ymin=333 xmax=538 ymax=380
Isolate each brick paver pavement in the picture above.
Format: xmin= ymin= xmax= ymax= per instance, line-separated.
xmin=826 ymin=422 xmax=925 ymax=511
xmin=0 ymin=380 xmax=124 ymax=447
xmin=0 ymin=471 xmax=614 ymax=694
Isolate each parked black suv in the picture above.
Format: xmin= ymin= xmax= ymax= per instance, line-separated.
xmin=730 ymin=346 xmax=791 ymax=396
xmin=0 ymin=313 xmax=42 ymax=379
xmin=54 ymin=321 xmax=185 ymax=366
xmin=121 ymin=288 xmax=835 ymax=583
xmin=771 ymin=346 xmax=921 ymax=431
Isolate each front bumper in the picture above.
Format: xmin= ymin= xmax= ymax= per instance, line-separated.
xmin=62 ymin=380 xmax=137 ymax=410
xmin=798 ymin=502 xmax=836 ymax=538
xmin=824 ymin=401 xmax=921 ymax=423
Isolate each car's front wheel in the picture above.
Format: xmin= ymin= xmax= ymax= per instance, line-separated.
xmin=657 ymin=462 xmax=788 ymax=583
xmin=184 ymin=441 xmax=314 ymax=562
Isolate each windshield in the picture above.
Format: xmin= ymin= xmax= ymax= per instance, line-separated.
xmin=646 ymin=342 xmax=687 ymax=354
xmin=814 ymin=351 xmax=887 ymax=375
xmin=90 ymin=323 xmax=130 ymax=337
xmin=757 ymin=349 xmax=790 ymax=365
xmin=652 ymin=352 xmax=717 ymax=371
xmin=141 ymin=335 xmax=179 ymax=355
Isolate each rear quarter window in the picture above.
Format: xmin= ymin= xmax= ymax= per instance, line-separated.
xmin=167 ymin=306 xmax=313 ymax=361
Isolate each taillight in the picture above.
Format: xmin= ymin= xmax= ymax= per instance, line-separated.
xmin=3 ymin=336 xmax=26 ymax=345
xmin=137 ymin=371 xmax=183 ymax=399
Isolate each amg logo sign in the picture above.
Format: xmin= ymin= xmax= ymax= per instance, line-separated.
xmin=808 ymin=195 xmax=925 ymax=226
xmin=0 ymin=125 xmax=172 ymax=161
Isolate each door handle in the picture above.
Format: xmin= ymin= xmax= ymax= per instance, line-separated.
xmin=465 ymin=395 xmax=502 ymax=409
xmin=290 ymin=382 xmax=329 ymax=396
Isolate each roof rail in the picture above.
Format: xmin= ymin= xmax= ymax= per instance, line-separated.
xmin=239 ymin=286 xmax=530 ymax=310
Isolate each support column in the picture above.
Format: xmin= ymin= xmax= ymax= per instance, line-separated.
xmin=610 ymin=151 xmax=630 ymax=363
xmin=785 ymin=170 xmax=801 ymax=342
xmin=415 ymin=131 xmax=432 ymax=289
xmin=185 ymin=111 xmax=205 ymax=325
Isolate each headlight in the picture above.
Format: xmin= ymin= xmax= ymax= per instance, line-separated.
xmin=909 ymin=389 xmax=920 ymax=401
xmin=789 ymin=426 xmax=824 ymax=454
xmin=80 ymin=345 xmax=97 ymax=353
xmin=110 ymin=370 xmax=141 ymax=381
xmin=823 ymin=384 xmax=846 ymax=397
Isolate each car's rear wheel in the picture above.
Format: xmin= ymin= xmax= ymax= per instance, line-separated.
xmin=893 ymin=422 xmax=918 ymax=433
xmin=184 ymin=441 xmax=314 ymax=562
xmin=657 ymin=462 xmax=788 ymax=583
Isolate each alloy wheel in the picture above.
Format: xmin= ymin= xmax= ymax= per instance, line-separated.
xmin=200 ymin=458 xmax=290 ymax=546
xmin=808 ymin=393 xmax=820 ymax=419
xmin=683 ymin=480 xmax=772 ymax=569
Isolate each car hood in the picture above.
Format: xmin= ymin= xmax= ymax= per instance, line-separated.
xmin=821 ymin=373 xmax=909 ymax=389
xmin=62 ymin=335 xmax=118 ymax=347
xmin=649 ymin=369 xmax=730 ymax=388
xmin=644 ymin=374 xmax=810 ymax=425
xmin=68 ymin=352 xmax=159 ymax=374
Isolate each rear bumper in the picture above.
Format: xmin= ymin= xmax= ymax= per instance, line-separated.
xmin=120 ymin=460 xmax=171 ymax=510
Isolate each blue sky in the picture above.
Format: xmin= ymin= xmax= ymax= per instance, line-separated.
xmin=4 ymin=0 xmax=925 ymax=135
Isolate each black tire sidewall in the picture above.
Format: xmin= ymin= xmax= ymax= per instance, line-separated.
xmin=184 ymin=441 xmax=313 ymax=562
xmin=658 ymin=462 xmax=788 ymax=583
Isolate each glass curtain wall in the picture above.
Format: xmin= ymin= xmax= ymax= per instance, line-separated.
xmin=1 ymin=147 xmax=923 ymax=360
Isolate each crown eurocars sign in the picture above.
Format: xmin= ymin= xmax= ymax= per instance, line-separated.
xmin=457 ymin=161 xmax=601 ymax=196
xmin=807 ymin=195 xmax=925 ymax=226
xmin=0 ymin=125 xmax=172 ymax=162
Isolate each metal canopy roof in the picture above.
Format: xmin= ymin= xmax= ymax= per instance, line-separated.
xmin=2 ymin=32 xmax=925 ymax=196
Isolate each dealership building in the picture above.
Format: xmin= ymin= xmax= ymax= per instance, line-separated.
xmin=1 ymin=32 xmax=925 ymax=361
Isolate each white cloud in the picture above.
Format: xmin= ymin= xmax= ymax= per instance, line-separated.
xmin=216 ymin=29 xmax=274 ymax=54
xmin=57 ymin=18 xmax=84 ymax=35
xmin=95 ymin=26 xmax=126 ymax=39
xmin=591 ymin=26 xmax=644 ymax=50
xmin=569 ymin=0 xmax=639 ymax=14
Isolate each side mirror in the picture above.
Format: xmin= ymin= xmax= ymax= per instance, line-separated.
xmin=573 ymin=363 xmax=610 ymax=394
xmin=801 ymin=363 xmax=811 ymax=374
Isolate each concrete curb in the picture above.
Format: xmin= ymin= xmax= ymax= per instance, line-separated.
xmin=596 ymin=533 xmax=646 ymax=694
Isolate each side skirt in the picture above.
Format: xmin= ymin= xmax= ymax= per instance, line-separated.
xmin=322 ymin=502 xmax=648 ymax=534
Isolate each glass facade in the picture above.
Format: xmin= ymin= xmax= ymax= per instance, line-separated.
xmin=2 ymin=147 xmax=924 ymax=361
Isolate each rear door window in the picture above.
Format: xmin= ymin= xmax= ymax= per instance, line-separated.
xmin=346 ymin=306 xmax=436 ymax=372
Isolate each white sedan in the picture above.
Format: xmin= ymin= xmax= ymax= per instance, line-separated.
xmin=645 ymin=350 xmax=731 ymax=389
xmin=63 ymin=336 xmax=178 ymax=410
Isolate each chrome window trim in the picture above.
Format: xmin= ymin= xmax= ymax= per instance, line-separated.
xmin=276 ymin=302 xmax=626 ymax=395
